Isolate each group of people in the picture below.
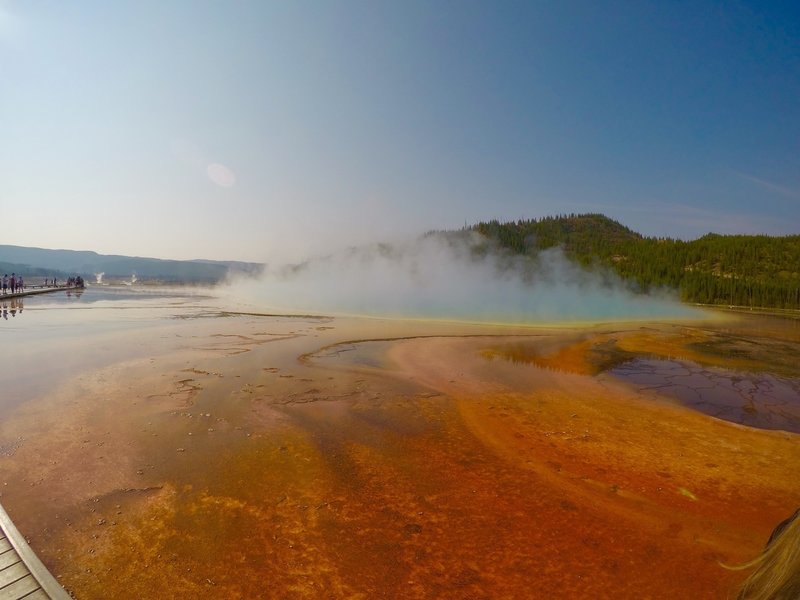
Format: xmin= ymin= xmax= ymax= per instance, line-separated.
xmin=1 ymin=273 xmax=24 ymax=294
xmin=1 ymin=274 xmax=86 ymax=294
xmin=43 ymin=276 xmax=84 ymax=288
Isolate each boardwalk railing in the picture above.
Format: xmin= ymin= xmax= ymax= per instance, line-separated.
xmin=0 ymin=502 xmax=70 ymax=599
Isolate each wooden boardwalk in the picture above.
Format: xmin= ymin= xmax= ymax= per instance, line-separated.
xmin=0 ymin=503 xmax=70 ymax=600
xmin=1 ymin=287 xmax=81 ymax=300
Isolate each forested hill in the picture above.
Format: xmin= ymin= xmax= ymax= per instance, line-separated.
xmin=472 ymin=214 xmax=800 ymax=309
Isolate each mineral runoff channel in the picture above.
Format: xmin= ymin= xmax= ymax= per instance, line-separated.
xmin=0 ymin=295 xmax=797 ymax=598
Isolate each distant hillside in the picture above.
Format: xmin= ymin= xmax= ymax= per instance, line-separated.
xmin=0 ymin=245 xmax=264 ymax=284
xmin=471 ymin=214 xmax=800 ymax=309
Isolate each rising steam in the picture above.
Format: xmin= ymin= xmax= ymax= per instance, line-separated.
xmin=227 ymin=232 xmax=698 ymax=323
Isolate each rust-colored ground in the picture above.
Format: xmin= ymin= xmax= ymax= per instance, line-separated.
xmin=0 ymin=313 xmax=797 ymax=599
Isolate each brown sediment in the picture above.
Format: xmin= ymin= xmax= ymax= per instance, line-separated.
xmin=0 ymin=314 xmax=796 ymax=598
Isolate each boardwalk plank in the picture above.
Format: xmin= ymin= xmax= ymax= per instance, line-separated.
xmin=0 ymin=540 xmax=11 ymax=555
xmin=0 ymin=552 xmax=20 ymax=572
xmin=0 ymin=562 xmax=28 ymax=589
xmin=0 ymin=575 xmax=39 ymax=600
xmin=19 ymin=590 xmax=49 ymax=600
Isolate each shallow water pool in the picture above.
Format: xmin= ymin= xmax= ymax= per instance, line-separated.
xmin=609 ymin=358 xmax=800 ymax=433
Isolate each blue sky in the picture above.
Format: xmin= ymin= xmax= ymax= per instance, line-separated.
xmin=1 ymin=1 xmax=798 ymax=262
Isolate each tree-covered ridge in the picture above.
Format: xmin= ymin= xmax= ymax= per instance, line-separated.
xmin=472 ymin=214 xmax=800 ymax=309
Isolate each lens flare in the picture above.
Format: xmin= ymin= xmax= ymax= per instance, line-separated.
xmin=207 ymin=163 xmax=236 ymax=187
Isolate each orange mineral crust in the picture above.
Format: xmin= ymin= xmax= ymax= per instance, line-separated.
xmin=0 ymin=314 xmax=796 ymax=599
xmin=388 ymin=335 xmax=798 ymax=597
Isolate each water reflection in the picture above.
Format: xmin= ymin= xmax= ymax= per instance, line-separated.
xmin=0 ymin=285 xmax=215 ymax=318
xmin=1 ymin=297 xmax=23 ymax=320
xmin=610 ymin=358 xmax=800 ymax=433
xmin=482 ymin=325 xmax=800 ymax=434
xmin=36 ymin=285 xmax=179 ymax=305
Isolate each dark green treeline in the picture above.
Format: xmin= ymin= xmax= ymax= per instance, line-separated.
xmin=472 ymin=214 xmax=800 ymax=309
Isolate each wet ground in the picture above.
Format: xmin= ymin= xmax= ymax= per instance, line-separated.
xmin=481 ymin=320 xmax=800 ymax=433
xmin=609 ymin=359 xmax=800 ymax=433
xmin=0 ymin=288 xmax=797 ymax=598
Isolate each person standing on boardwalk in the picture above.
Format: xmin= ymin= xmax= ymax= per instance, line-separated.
xmin=17 ymin=276 xmax=23 ymax=292
xmin=2 ymin=274 xmax=7 ymax=294
xmin=10 ymin=274 xmax=16 ymax=294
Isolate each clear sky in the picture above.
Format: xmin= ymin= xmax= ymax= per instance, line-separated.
xmin=1 ymin=1 xmax=798 ymax=263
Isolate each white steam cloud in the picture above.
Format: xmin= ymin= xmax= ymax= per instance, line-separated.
xmin=227 ymin=232 xmax=698 ymax=323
